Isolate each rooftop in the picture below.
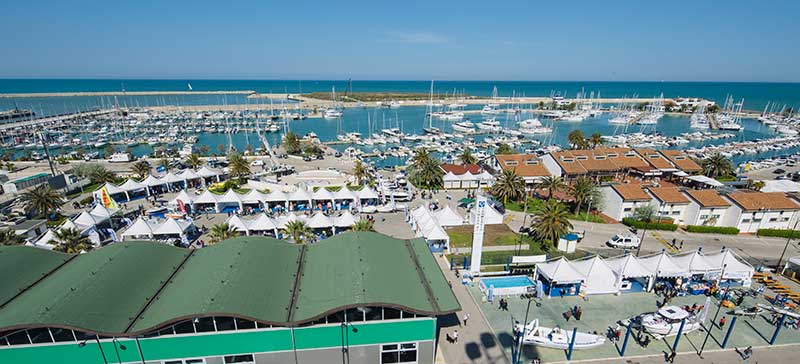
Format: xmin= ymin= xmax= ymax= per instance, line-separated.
xmin=0 ymin=232 xmax=459 ymax=336
xmin=495 ymin=154 xmax=550 ymax=177
xmin=440 ymin=163 xmax=482 ymax=175
xmin=726 ymin=191 xmax=800 ymax=211
xmin=647 ymin=187 xmax=690 ymax=204
xmin=610 ymin=183 xmax=652 ymax=201
xmin=685 ymin=189 xmax=731 ymax=208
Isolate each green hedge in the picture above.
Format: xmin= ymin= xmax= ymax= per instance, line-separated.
xmin=622 ymin=218 xmax=678 ymax=231
xmin=757 ymin=229 xmax=800 ymax=238
xmin=685 ymin=225 xmax=740 ymax=235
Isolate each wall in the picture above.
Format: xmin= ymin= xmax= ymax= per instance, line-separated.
xmin=600 ymin=187 xmax=623 ymax=221
xmin=0 ymin=318 xmax=437 ymax=364
xmin=541 ymin=155 xmax=562 ymax=177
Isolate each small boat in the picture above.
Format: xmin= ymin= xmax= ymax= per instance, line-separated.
xmin=452 ymin=121 xmax=476 ymax=133
xmin=638 ymin=302 xmax=709 ymax=337
xmin=515 ymin=320 xmax=605 ymax=350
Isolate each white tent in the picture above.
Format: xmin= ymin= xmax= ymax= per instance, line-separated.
xmin=74 ymin=211 xmax=103 ymax=229
xmin=28 ymin=230 xmax=57 ymax=250
xmin=639 ymin=252 xmax=690 ymax=277
xmin=307 ymin=212 xmax=334 ymax=229
xmin=247 ymin=214 xmax=279 ymax=233
xmin=571 ymin=256 xmax=621 ymax=295
xmin=195 ymin=189 xmax=219 ymax=205
xmin=536 ymin=257 xmax=585 ymax=284
xmin=469 ymin=205 xmax=504 ymax=225
xmin=169 ymin=190 xmax=196 ymax=206
xmin=334 ymin=211 xmax=357 ymax=228
xmin=121 ymin=217 xmax=156 ymax=239
xmin=357 ymin=187 xmax=380 ymax=200
xmin=218 ymin=189 xmax=243 ymax=209
xmin=312 ymin=188 xmax=336 ymax=203
xmin=703 ymin=249 xmax=755 ymax=280
xmin=606 ymin=254 xmax=652 ymax=278
xmin=100 ymin=182 xmax=126 ymax=195
xmin=422 ymin=224 xmax=449 ymax=241
xmin=118 ymin=179 xmax=148 ymax=193
xmin=142 ymin=175 xmax=166 ymax=187
xmin=333 ymin=187 xmax=357 ymax=202
xmin=686 ymin=175 xmax=724 ymax=187
xmin=226 ymin=215 xmax=250 ymax=234
xmin=197 ymin=166 xmax=222 ymax=179
xmin=153 ymin=218 xmax=193 ymax=237
xmin=671 ymin=250 xmax=717 ymax=274
xmin=433 ymin=205 xmax=464 ymax=227
xmin=264 ymin=189 xmax=288 ymax=202
xmin=241 ymin=190 xmax=267 ymax=205
xmin=288 ymin=188 xmax=312 ymax=202
xmin=178 ymin=169 xmax=202 ymax=181
xmin=276 ymin=213 xmax=305 ymax=229
xmin=90 ymin=204 xmax=120 ymax=220
xmin=162 ymin=172 xmax=185 ymax=185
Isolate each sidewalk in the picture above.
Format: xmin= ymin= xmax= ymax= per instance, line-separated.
xmin=434 ymin=255 xmax=511 ymax=364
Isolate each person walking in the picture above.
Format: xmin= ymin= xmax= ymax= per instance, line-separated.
xmin=719 ymin=316 xmax=727 ymax=329
xmin=452 ymin=329 xmax=459 ymax=343
xmin=463 ymin=313 xmax=470 ymax=326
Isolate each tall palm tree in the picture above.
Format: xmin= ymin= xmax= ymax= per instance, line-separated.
xmin=539 ymin=175 xmax=567 ymax=201
xmin=568 ymin=177 xmax=597 ymax=214
xmin=90 ymin=167 xmax=116 ymax=184
xmin=185 ymin=153 xmax=203 ymax=169
xmin=21 ymin=184 xmax=64 ymax=219
xmin=701 ymin=153 xmax=733 ymax=178
xmin=0 ymin=229 xmax=24 ymax=246
xmin=408 ymin=148 xmax=443 ymax=190
xmin=491 ymin=169 xmax=526 ymax=204
xmin=227 ymin=152 xmax=251 ymax=180
xmin=458 ymin=148 xmax=477 ymax=165
xmin=50 ymin=228 xmax=92 ymax=254
xmin=283 ymin=131 xmax=302 ymax=155
xmin=352 ymin=160 xmax=370 ymax=186
xmin=351 ymin=219 xmax=375 ymax=232
xmin=131 ymin=160 xmax=151 ymax=179
xmin=209 ymin=223 xmax=238 ymax=244
xmin=567 ymin=130 xmax=587 ymax=149
xmin=284 ymin=220 xmax=311 ymax=243
xmin=530 ymin=200 xmax=573 ymax=248
xmin=589 ymin=133 xmax=603 ymax=148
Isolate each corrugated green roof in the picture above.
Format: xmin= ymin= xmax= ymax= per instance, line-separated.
xmin=0 ymin=232 xmax=460 ymax=335
xmin=0 ymin=246 xmax=71 ymax=306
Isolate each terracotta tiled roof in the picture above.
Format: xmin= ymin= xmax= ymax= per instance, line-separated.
xmin=495 ymin=154 xmax=550 ymax=177
xmin=726 ymin=192 xmax=800 ymax=211
xmin=647 ymin=187 xmax=690 ymax=204
xmin=611 ymin=183 xmax=652 ymax=201
xmin=659 ymin=150 xmax=702 ymax=172
xmin=549 ymin=148 xmax=655 ymax=175
xmin=635 ymin=149 xmax=676 ymax=170
xmin=685 ymin=189 xmax=731 ymax=208
xmin=441 ymin=163 xmax=482 ymax=175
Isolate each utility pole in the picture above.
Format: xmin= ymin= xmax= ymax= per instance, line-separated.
xmin=776 ymin=218 xmax=800 ymax=271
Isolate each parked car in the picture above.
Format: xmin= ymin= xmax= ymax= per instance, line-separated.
xmin=606 ymin=234 xmax=641 ymax=249
xmin=773 ymin=168 xmax=787 ymax=174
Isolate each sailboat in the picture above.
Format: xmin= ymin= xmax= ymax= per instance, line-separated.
xmin=515 ymin=320 xmax=606 ymax=350
xmin=322 ymin=86 xmax=343 ymax=118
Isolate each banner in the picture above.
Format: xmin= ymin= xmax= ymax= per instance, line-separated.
xmin=98 ymin=186 xmax=119 ymax=210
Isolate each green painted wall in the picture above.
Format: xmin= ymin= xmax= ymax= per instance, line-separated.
xmin=0 ymin=318 xmax=436 ymax=363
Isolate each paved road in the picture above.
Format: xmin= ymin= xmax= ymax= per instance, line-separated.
xmin=551 ymin=342 xmax=800 ymax=364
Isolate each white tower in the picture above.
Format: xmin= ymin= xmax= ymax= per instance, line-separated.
xmin=470 ymin=195 xmax=487 ymax=273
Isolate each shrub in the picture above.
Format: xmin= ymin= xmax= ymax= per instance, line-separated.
xmin=757 ymin=229 xmax=800 ymax=239
xmin=622 ymin=218 xmax=678 ymax=231
xmin=685 ymin=225 xmax=740 ymax=235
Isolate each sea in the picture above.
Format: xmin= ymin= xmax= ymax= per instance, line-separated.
xmin=2 ymin=80 xmax=800 ymax=167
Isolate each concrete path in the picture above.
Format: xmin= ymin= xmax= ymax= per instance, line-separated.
xmin=434 ymin=255 xmax=511 ymax=364
xmin=554 ymin=342 xmax=800 ymax=364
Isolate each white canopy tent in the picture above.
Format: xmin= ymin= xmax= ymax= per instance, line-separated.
xmin=142 ymin=175 xmax=167 ymax=188
xmin=307 ymin=212 xmax=334 ymax=230
xmin=169 ymin=190 xmax=196 ymax=207
xmin=433 ymin=205 xmax=464 ymax=227
xmin=217 ymin=189 xmax=244 ymax=210
xmin=571 ymin=256 xmax=621 ymax=295
xmin=246 ymin=214 xmax=279 ymax=236
xmin=118 ymin=179 xmax=149 ymax=197
xmin=535 ymin=257 xmax=585 ymax=287
xmin=226 ymin=215 xmax=250 ymax=234
xmin=469 ymin=204 xmax=504 ymax=225
xmin=241 ymin=190 xmax=267 ymax=206
xmin=194 ymin=189 xmax=220 ymax=212
xmin=178 ymin=169 xmax=202 ymax=181
xmin=153 ymin=218 xmax=193 ymax=237
xmin=671 ymin=250 xmax=718 ymax=275
xmin=27 ymin=230 xmax=56 ymax=250
xmin=334 ymin=211 xmax=357 ymax=228
xmin=703 ymin=249 xmax=755 ymax=282
xmin=121 ymin=217 xmax=156 ymax=239
xmin=605 ymin=254 xmax=652 ymax=279
xmin=639 ymin=251 xmax=690 ymax=278
xmin=73 ymin=211 xmax=103 ymax=230
xmin=89 ymin=204 xmax=120 ymax=221
xmin=197 ymin=166 xmax=223 ymax=181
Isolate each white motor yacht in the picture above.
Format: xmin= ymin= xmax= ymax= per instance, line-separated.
xmin=477 ymin=119 xmax=501 ymax=132
xmin=515 ymin=320 xmax=605 ymax=350
xmin=517 ymin=118 xmax=543 ymax=128
xmin=638 ymin=302 xmax=709 ymax=337
xmin=322 ymin=108 xmax=343 ymax=118
xmin=452 ymin=121 xmax=476 ymax=133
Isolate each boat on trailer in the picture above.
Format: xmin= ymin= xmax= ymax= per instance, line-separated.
xmin=515 ymin=319 xmax=605 ymax=350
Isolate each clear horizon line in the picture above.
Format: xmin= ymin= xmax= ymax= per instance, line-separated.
xmin=0 ymin=77 xmax=798 ymax=84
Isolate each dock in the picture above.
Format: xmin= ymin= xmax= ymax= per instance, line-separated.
xmin=707 ymin=114 xmax=719 ymax=130
xmin=0 ymin=109 xmax=116 ymax=131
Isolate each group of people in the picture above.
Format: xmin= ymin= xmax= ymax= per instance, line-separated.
xmin=498 ymin=298 xmax=509 ymax=311
xmin=563 ymin=305 xmax=583 ymax=321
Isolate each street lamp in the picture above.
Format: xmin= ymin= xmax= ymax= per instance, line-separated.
xmin=513 ymin=297 xmax=536 ymax=364
xmin=776 ymin=218 xmax=800 ymax=271
xmin=698 ymin=264 xmax=728 ymax=357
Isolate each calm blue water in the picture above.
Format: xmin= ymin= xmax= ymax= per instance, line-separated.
xmin=1 ymin=79 xmax=799 ymax=115
xmin=482 ymin=275 xmax=535 ymax=288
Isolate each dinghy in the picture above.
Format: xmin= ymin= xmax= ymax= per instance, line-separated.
xmin=515 ymin=320 xmax=605 ymax=350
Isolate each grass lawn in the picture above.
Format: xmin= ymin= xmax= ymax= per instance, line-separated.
xmin=567 ymin=211 xmax=606 ymax=223
xmin=450 ymin=240 xmax=590 ymax=265
xmin=505 ymin=197 xmax=606 ymax=223
xmin=447 ymin=224 xmax=528 ymax=248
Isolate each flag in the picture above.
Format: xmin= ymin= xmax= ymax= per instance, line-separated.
xmin=98 ymin=186 xmax=119 ymax=210
xmin=177 ymin=199 xmax=187 ymax=214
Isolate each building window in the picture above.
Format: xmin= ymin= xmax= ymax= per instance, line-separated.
xmin=224 ymin=354 xmax=255 ymax=364
xmin=576 ymin=156 xmax=588 ymax=161
xmin=505 ymin=161 xmax=518 ymax=166
xmin=214 ymin=317 xmax=236 ymax=331
xmin=235 ymin=318 xmax=256 ymax=330
xmin=164 ymin=360 xmax=205 ymax=364
xmin=381 ymin=342 xmax=418 ymax=363
xmin=608 ymin=153 xmax=619 ymax=158
xmin=770 ymin=217 xmax=777 ymax=222
xmin=742 ymin=218 xmax=750 ymax=223
xmin=700 ymin=215 xmax=708 ymax=220
xmin=753 ymin=218 xmax=762 ymax=222
xmin=623 ymin=207 xmax=631 ymax=212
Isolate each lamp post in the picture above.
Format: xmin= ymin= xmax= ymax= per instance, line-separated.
xmin=698 ymin=264 xmax=727 ymax=357
xmin=513 ymin=298 xmax=534 ymax=364
xmin=776 ymin=218 xmax=800 ymax=271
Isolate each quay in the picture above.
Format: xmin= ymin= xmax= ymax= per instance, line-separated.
xmin=707 ymin=113 xmax=719 ymax=129
xmin=0 ymin=90 xmax=256 ymax=98
xmin=0 ymin=108 xmax=117 ymax=131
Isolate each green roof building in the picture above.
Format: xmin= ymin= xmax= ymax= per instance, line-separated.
xmin=0 ymin=232 xmax=459 ymax=364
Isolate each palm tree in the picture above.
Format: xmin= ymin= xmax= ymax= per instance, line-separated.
xmin=50 ymin=228 xmax=92 ymax=254
xmin=227 ymin=152 xmax=251 ymax=180
xmin=21 ymin=184 xmax=64 ymax=219
xmin=209 ymin=223 xmax=238 ymax=244
xmin=159 ymin=156 xmax=170 ymax=172
xmin=567 ymin=130 xmax=587 ymax=149
xmin=495 ymin=143 xmax=516 ymax=155
xmin=283 ymin=131 xmax=302 ymax=155
xmin=352 ymin=160 xmax=370 ymax=185
xmin=0 ymin=229 xmax=24 ymax=246
xmin=539 ymin=175 xmax=567 ymax=201
xmin=568 ymin=177 xmax=597 ymax=214
xmin=458 ymin=148 xmax=477 ymax=164
xmin=491 ymin=169 xmax=526 ymax=204
xmin=90 ymin=167 xmax=116 ymax=184
xmin=284 ymin=220 xmax=311 ymax=243
xmin=408 ymin=148 xmax=443 ymax=190
xmin=530 ymin=200 xmax=573 ymax=248
xmin=751 ymin=180 xmax=765 ymax=191
xmin=589 ymin=133 xmax=603 ymax=148
xmin=701 ymin=153 xmax=733 ymax=178
xmin=131 ymin=160 xmax=151 ymax=179
xmin=351 ymin=219 xmax=375 ymax=232
xmin=185 ymin=153 xmax=203 ymax=169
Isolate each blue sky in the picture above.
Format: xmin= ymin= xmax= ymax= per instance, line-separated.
xmin=1 ymin=0 xmax=798 ymax=81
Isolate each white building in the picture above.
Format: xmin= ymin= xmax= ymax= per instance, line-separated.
xmin=440 ymin=164 xmax=494 ymax=190
xmin=646 ymin=187 xmax=690 ymax=225
xmin=600 ymin=183 xmax=655 ymax=221
xmin=683 ymin=189 xmax=731 ymax=227
xmin=722 ymin=192 xmax=800 ymax=233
